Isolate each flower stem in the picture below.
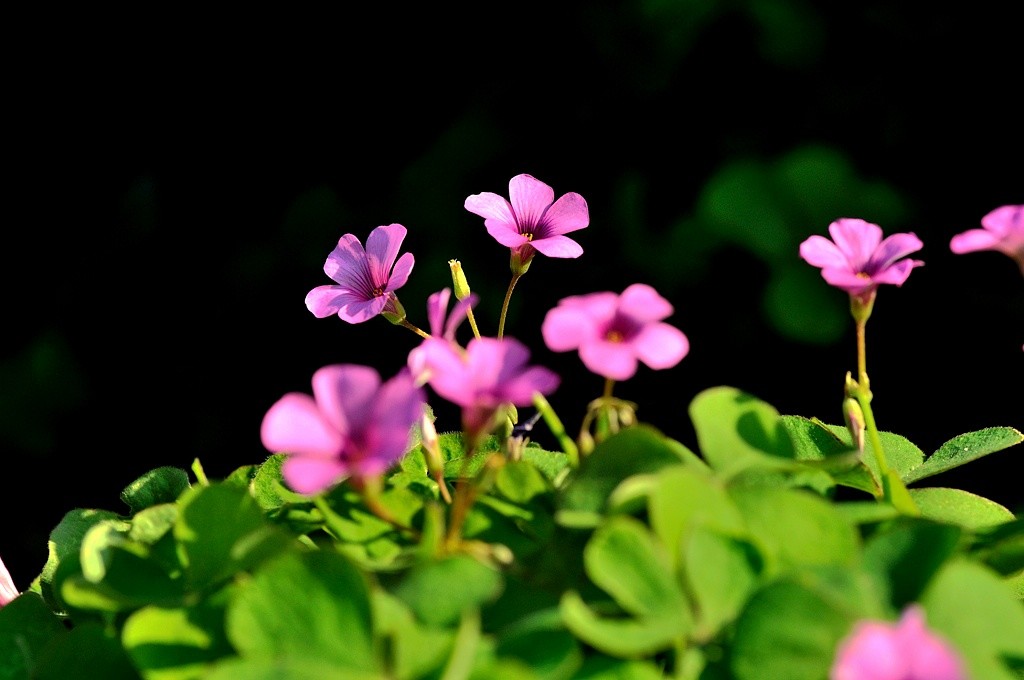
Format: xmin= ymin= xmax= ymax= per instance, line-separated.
xmin=533 ymin=392 xmax=579 ymax=468
xmin=497 ymin=273 xmax=522 ymax=340
xmin=465 ymin=307 xmax=482 ymax=340
xmin=400 ymin=319 xmax=431 ymax=339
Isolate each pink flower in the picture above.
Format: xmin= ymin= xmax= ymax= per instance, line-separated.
xmin=541 ymin=283 xmax=689 ymax=381
xmin=0 ymin=555 xmax=18 ymax=608
xmin=305 ymin=224 xmax=415 ymax=323
xmin=407 ymin=287 xmax=478 ymax=384
xmin=261 ymin=364 xmax=426 ymax=494
xmin=799 ymin=218 xmax=924 ymax=299
xmin=412 ymin=335 xmax=559 ymax=442
xmin=831 ymin=605 xmax=966 ymax=680
xmin=464 ymin=173 xmax=589 ymax=265
xmin=950 ymin=204 xmax=1024 ymax=272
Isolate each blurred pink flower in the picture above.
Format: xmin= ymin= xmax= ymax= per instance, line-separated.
xmin=950 ymin=204 xmax=1024 ymax=273
xmin=305 ymin=224 xmax=415 ymax=323
xmin=261 ymin=364 xmax=426 ymax=494
xmin=465 ymin=173 xmax=589 ymax=265
xmin=413 ymin=335 xmax=559 ymax=442
xmin=831 ymin=605 xmax=966 ymax=680
xmin=0 ymin=555 xmax=18 ymax=608
xmin=799 ymin=218 xmax=924 ymax=299
xmin=407 ymin=287 xmax=478 ymax=384
xmin=541 ymin=283 xmax=689 ymax=381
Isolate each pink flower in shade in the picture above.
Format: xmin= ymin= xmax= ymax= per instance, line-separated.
xmin=950 ymin=204 xmax=1024 ymax=273
xmin=260 ymin=364 xmax=426 ymax=495
xmin=830 ymin=605 xmax=967 ymax=680
xmin=305 ymin=223 xmax=415 ymax=323
xmin=464 ymin=173 xmax=590 ymax=264
xmin=0 ymin=555 xmax=18 ymax=608
xmin=412 ymin=336 xmax=559 ymax=442
xmin=799 ymin=218 xmax=924 ymax=299
xmin=407 ymin=287 xmax=478 ymax=385
xmin=541 ymin=283 xmax=690 ymax=382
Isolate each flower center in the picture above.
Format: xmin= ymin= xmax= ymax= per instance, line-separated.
xmin=855 ymin=272 xmax=871 ymax=279
xmin=372 ymin=286 xmax=385 ymax=297
xmin=606 ymin=330 xmax=624 ymax=343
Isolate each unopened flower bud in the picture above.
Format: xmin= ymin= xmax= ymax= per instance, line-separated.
xmin=843 ymin=396 xmax=866 ymax=453
xmin=448 ymin=259 xmax=472 ymax=300
xmin=420 ymin=412 xmax=451 ymax=503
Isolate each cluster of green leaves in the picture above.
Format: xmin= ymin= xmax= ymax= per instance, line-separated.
xmin=2 ymin=386 xmax=1022 ymax=679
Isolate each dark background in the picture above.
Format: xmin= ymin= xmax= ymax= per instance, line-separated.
xmin=4 ymin=3 xmax=1022 ymax=588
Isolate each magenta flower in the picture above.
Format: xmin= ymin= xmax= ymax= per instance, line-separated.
xmin=0 ymin=555 xmax=18 ymax=608
xmin=541 ymin=283 xmax=689 ymax=381
xmin=950 ymin=204 xmax=1024 ymax=273
xmin=830 ymin=605 xmax=966 ymax=680
xmin=305 ymin=223 xmax=415 ymax=323
xmin=799 ymin=218 xmax=924 ymax=299
xmin=260 ymin=364 xmax=426 ymax=494
xmin=464 ymin=173 xmax=590 ymax=266
xmin=412 ymin=335 xmax=559 ymax=442
xmin=407 ymin=287 xmax=478 ymax=384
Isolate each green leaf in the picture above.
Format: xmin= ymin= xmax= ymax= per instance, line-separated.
xmin=683 ymin=527 xmax=762 ymax=638
xmin=820 ymin=423 xmax=924 ymax=482
xmin=32 ymin=622 xmax=139 ymax=680
xmin=558 ymin=590 xmax=686 ymax=657
xmin=494 ymin=609 xmax=583 ymax=680
xmin=250 ymin=454 xmax=310 ymax=510
xmin=689 ymin=386 xmax=796 ymax=478
xmin=372 ymin=590 xmax=455 ymax=680
xmin=780 ymin=415 xmax=876 ymax=494
xmin=584 ymin=515 xmax=689 ymax=621
xmin=204 ymin=658 xmax=381 ymax=680
xmin=922 ymin=559 xmax=1024 ymax=680
xmin=521 ymin=446 xmax=573 ymax=483
xmin=174 ymin=483 xmax=296 ymax=590
xmin=570 ymin=655 xmax=667 ymax=679
xmin=392 ymin=554 xmax=504 ymax=627
xmin=495 ymin=459 xmax=552 ymax=504
xmin=0 ymin=593 xmax=67 ymax=680
xmin=556 ymin=425 xmax=692 ymax=527
xmin=966 ymin=518 xmax=1024 ymax=576
xmin=122 ymin=596 xmax=234 ymax=680
xmin=226 ymin=550 xmax=379 ymax=673
xmin=37 ymin=507 xmax=126 ymax=611
xmin=730 ymin=486 xmax=859 ymax=573
xmin=730 ymin=578 xmax=857 ymax=680
xmin=905 ymin=427 xmax=1024 ymax=483
xmin=647 ymin=465 xmax=746 ymax=572
xmin=120 ymin=466 xmax=191 ymax=514
xmin=861 ymin=518 xmax=962 ymax=609
xmin=908 ymin=487 xmax=1016 ymax=530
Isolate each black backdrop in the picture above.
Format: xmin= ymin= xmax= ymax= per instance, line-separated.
xmin=4 ymin=3 xmax=1022 ymax=588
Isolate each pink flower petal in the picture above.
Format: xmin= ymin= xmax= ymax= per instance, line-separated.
xmin=323 ymin=234 xmax=368 ymax=283
xmin=386 ymin=252 xmax=416 ymax=292
xmin=261 ymin=393 xmax=344 ymax=459
xmin=464 ymin=191 xmax=516 ymax=226
xmin=633 ymin=323 xmax=690 ymax=370
xmin=305 ymin=285 xmax=348 ymax=318
xmin=365 ymin=224 xmax=407 ymax=287
xmin=541 ymin=191 xmax=590 ymax=235
xmin=509 ymin=174 xmax=555 ymax=229
xmin=486 ymin=222 xmax=531 ymax=248
xmin=336 ymin=294 xmax=389 ymax=324
xmin=0 ymin=555 xmax=18 ymax=607
xmin=870 ymin=232 xmax=923 ymax=271
xmin=829 ymin=219 xmax=883 ymax=268
xmin=499 ymin=366 xmax=561 ymax=405
xmin=580 ymin=340 xmax=640 ymax=381
xmin=950 ymin=228 xmax=1001 ymax=254
xmin=312 ymin=365 xmax=380 ymax=437
xmin=800 ymin=235 xmax=849 ymax=269
xmin=870 ymin=258 xmax=921 ymax=287
xmin=530 ymin=234 xmax=584 ymax=258
xmin=981 ymin=204 xmax=1023 ymax=237
xmin=282 ymin=456 xmax=350 ymax=495
xmin=542 ymin=306 xmax=596 ymax=352
xmin=425 ymin=288 xmax=452 ymax=337
xmin=620 ymin=283 xmax=674 ymax=322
